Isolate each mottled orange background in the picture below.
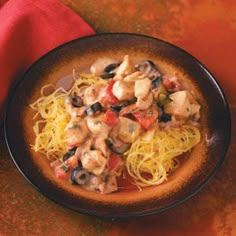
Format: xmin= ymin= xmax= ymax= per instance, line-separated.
xmin=1 ymin=0 xmax=236 ymax=235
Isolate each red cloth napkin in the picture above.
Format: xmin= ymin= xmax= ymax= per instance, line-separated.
xmin=0 ymin=0 xmax=94 ymax=122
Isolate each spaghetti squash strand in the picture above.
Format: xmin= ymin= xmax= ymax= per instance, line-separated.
xmin=30 ymin=73 xmax=106 ymax=160
xmin=124 ymin=125 xmax=201 ymax=188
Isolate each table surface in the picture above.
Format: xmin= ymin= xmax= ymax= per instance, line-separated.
xmin=1 ymin=0 xmax=236 ymax=235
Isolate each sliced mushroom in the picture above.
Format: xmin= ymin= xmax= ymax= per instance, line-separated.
xmin=136 ymin=60 xmax=161 ymax=80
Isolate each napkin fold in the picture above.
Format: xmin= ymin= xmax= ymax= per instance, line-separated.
xmin=0 ymin=0 xmax=94 ymax=122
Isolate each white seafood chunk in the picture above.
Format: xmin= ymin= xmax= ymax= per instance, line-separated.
xmin=81 ymin=150 xmax=107 ymax=176
xmin=118 ymin=117 xmax=142 ymax=143
xmin=136 ymin=92 xmax=153 ymax=110
xmin=112 ymin=80 xmax=135 ymax=101
xmin=164 ymin=90 xmax=200 ymax=120
xmin=134 ymin=78 xmax=151 ymax=99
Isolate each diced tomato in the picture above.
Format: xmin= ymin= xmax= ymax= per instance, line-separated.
xmin=119 ymin=104 xmax=137 ymax=116
xmin=100 ymin=79 xmax=119 ymax=106
xmin=54 ymin=166 xmax=70 ymax=180
xmin=120 ymin=104 xmax=158 ymax=130
xmin=162 ymin=77 xmax=183 ymax=91
xmin=54 ymin=155 xmax=78 ymax=180
xmin=103 ymin=109 xmax=119 ymax=126
xmin=108 ymin=153 xmax=123 ymax=172
xmin=162 ymin=77 xmax=177 ymax=91
xmin=133 ymin=106 xmax=158 ymax=130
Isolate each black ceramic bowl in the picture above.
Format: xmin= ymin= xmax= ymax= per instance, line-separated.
xmin=4 ymin=33 xmax=231 ymax=218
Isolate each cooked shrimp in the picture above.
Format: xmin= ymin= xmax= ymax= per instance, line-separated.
xmin=81 ymin=150 xmax=107 ymax=176
xmin=118 ymin=117 xmax=143 ymax=143
xmin=86 ymin=114 xmax=111 ymax=137
xmin=65 ymin=118 xmax=89 ymax=147
xmin=164 ymin=90 xmax=200 ymax=120
xmin=136 ymin=92 xmax=153 ymax=110
xmin=112 ymin=80 xmax=135 ymax=101
xmin=83 ymin=84 xmax=104 ymax=105
xmin=114 ymin=55 xmax=134 ymax=80
xmin=134 ymin=78 xmax=151 ymax=99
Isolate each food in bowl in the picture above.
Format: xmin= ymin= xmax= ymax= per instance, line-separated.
xmin=30 ymin=55 xmax=201 ymax=194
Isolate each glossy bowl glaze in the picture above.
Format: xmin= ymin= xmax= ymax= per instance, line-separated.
xmin=4 ymin=33 xmax=231 ymax=218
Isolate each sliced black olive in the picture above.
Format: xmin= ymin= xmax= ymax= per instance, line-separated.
xmin=110 ymin=101 xmax=132 ymax=112
xmin=105 ymin=137 xmax=130 ymax=154
xmin=157 ymin=105 xmax=171 ymax=123
xmin=110 ymin=104 xmax=122 ymax=112
xmin=136 ymin=60 xmax=161 ymax=80
xmin=62 ymin=152 xmax=71 ymax=162
xmin=104 ymin=63 xmax=120 ymax=73
xmin=71 ymin=166 xmax=90 ymax=185
xmin=68 ymin=147 xmax=77 ymax=155
xmin=159 ymin=113 xmax=172 ymax=123
xmin=151 ymin=76 xmax=162 ymax=89
xmin=84 ymin=102 xmax=103 ymax=116
xmin=99 ymin=63 xmax=121 ymax=79
xmin=67 ymin=94 xmax=83 ymax=107
xmin=62 ymin=147 xmax=77 ymax=161
xmin=100 ymin=72 xmax=116 ymax=79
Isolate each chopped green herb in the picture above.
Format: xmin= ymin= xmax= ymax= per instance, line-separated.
xmin=61 ymin=164 xmax=70 ymax=173
xmin=128 ymin=123 xmax=136 ymax=133
xmin=130 ymin=108 xmax=138 ymax=113
xmin=103 ymin=176 xmax=109 ymax=184
xmin=69 ymin=123 xmax=80 ymax=129
xmin=94 ymin=120 xmax=102 ymax=125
